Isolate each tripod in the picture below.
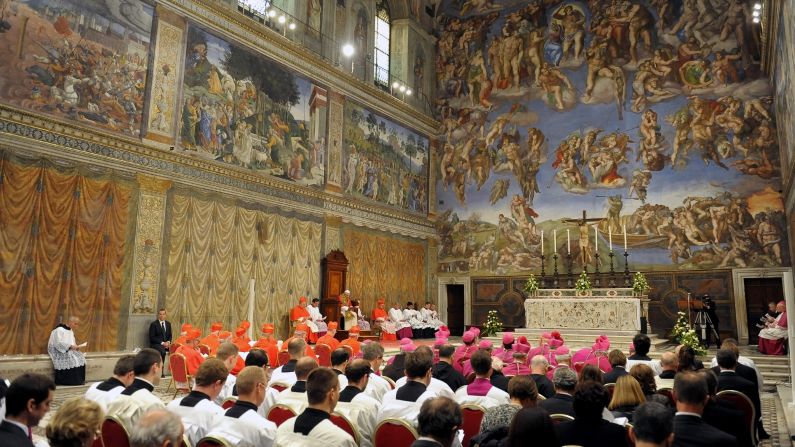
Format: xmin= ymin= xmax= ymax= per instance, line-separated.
xmin=694 ymin=309 xmax=720 ymax=348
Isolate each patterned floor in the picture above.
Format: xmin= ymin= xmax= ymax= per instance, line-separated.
xmin=33 ymin=378 xmax=794 ymax=446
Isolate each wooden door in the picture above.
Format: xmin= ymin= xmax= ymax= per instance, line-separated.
xmin=446 ymin=284 xmax=465 ymax=336
xmin=744 ymin=277 xmax=783 ymax=344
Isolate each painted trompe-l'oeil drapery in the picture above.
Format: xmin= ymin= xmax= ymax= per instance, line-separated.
xmin=344 ymin=228 xmax=427 ymax=315
xmin=0 ymin=153 xmax=132 ymax=354
xmin=163 ymin=193 xmax=322 ymax=338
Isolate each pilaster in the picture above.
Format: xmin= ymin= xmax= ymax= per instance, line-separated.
xmin=326 ymin=90 xmax=345 ymax=193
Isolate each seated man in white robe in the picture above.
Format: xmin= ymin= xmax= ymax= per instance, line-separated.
xmin=389 ymin=302 xmax=413 ymax=339
xmin=214 ymin=342 xmax=239 ymax=405
xmin=454 ymin=349 xmax=510 ymax=408
xmin=309 ymin=298 xmax=328 ymax=336
xmin=85 ymin=354 xmax=135 ymax=411
xmin=47 ymin=316 xmax=86 ymax=385
xmin=106 ymin=348 xmax=165 ymax=428
xmin=362 ymin=343 xmax=391 ymax=402
xmin=166 ymin=358 xmax=227 ymax=445
xmin=241 ymin=349 xmax=280 ymax=419
xmin=336 ymin=359 xmax=382 ymax=447
xmin=206 ymin=366 xmax=277 ymax=447
xmin=275 ymin=367 xmax=357 ymax=447
xmin=269 ymin=338 xmax=306 ymax=387
xmin=395 ymin=346 xmax=455 ymax=400
xmin=377 ymin=350 xmax=438 ymax=427
xmin=275 ymin=357 xmax=319 ymax=416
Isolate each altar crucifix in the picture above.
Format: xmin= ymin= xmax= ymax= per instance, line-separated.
xmin=562 ymin=210 xmax=604 ymax=267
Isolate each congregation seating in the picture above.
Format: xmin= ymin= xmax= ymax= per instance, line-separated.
xmin=374 ymin=418 xmax=419 ymax=447
xmin=266 ymin=403 xmax=297 ymax=426
xmin=315 ymin=343 xmax=331 ymax=367
xmin=169 ymin=352 xmax=192 ymax=398
xmin=196 ymin=436 xmax=232 ymax=447
xmin=270 ymin=381 xmax=289 ymax=392
xmin=460 ymin=403 xmax=486 ymax=447
xmin=330 ymin=412 xmax=361 ymax=445
xmin=101 ymin=416 xmax=131 ymax=447
xmin=277 ymin=351 xmax=290 ymax=366
xmin=550 ymin=413 xmax=575 ymax=424
xmin=221 ymin=398 xmax=236 ymax=409
xmin=716 ymin=389 xmax=757 ymax=445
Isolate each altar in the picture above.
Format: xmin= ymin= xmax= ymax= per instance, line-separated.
xmin=524 ymin=288 xmax=649 ymax=332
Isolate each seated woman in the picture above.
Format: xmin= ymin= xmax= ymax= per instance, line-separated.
xmin=759 ymin=301 xmax=788 ymax=355
xmin=472 ymin=376 xmax=540 ymax=446
xmin=608 ymin=375 xmax=646 ymax=423
xmin=629 ymin=363 xmax=657 ymax=398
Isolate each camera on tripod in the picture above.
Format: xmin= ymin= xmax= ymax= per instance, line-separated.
xmin=700 ymin=294 xmax=713 ymax=309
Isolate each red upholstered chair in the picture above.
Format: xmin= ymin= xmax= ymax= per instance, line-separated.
xmin=170 ymin=342 xmax=182 ymax=353
xmin=657 ymin=388 xmax=675 ymax=406
xmin=604 ymin=382 xmax=615 ymax=398
xmin=625 ymin=423 xmax=635 ymax=447
xmin=374 ymin=418 xmax=419 ymax=447
xmin=101 ymin=416 xmax=131 ymax=447
xmin=90 ymin=437 xmax=103 ymax=447
xmin=199 ymin=344 xmax=211 ymax=356
xmin=316 ymin=343 xmax=332 ymax=367
xmin=221 ymin=398 xmax=237 ymax=409
xmin=549 ymin=413 xmax=575 ymax=424
xmin=573 ymin=362 xmax=586 ymax=374
xmin=196 ymin=436 xmax=233 ymax=447
xmin=331 ymin=412 xmax=361 ymax=445
xmin=461 ymin=404 xmax=486 ymax=447
xmin=169 ymin=352 xmax=192 ymax=398
xmin=341 ymin=344 xmax=354 ymax=358
xmin=382 ymin=376 xmax=396 ymax=390
xmin=277 ymin=351 xmax=290 ymax=366
xmin=267 ymin=404 xmax=297 ymax=427
xmin=270 ymin=382 xmax=289 ymax=392
xmin=716 ymin=390 xmax=757 ymax=445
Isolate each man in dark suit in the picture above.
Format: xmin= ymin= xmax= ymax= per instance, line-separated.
xmin=539 ymin=366 xmax=577 ymax=417
xmin=603 ymin=349 xmax=629 ymax=384
xmin=556 ymin=381 xmax=629 ymax=447
xmin=411 ymin=397 xmax=462 ymax=447
xmin=530 ymin=355 xmax=555 ymax=398
xmin=715 ymin=349 xmax=767 ymax=441
xmin=701 ymin=370 xmax=753 ymax=447
xmin=148 ymin=308 xmax=173 ymax=367
xmin=0 ymin=373 xmax=55 ymax=447
xmin=432 ymin=345 xmax=466 ymax=392
xmin=672 ymin=371 xmax=737 ymax=446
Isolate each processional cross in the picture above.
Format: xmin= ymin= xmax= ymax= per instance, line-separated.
xmin=561 ymin=210 xmax=604 ymax=267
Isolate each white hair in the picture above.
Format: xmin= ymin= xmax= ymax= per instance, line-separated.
xmin=129 ymin=409 xmax=183 ymax=447
xmin=530 ymin=355 xmax=549 ymax=368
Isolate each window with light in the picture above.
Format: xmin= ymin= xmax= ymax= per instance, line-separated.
xmin=374 ymin=1 xmax=390 ymax=87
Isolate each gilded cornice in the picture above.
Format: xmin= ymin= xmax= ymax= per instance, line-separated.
xmin=0 ymin=104 xmax=435 ymax=239
xmin=157 ymin=0 xmax=440 ymax=137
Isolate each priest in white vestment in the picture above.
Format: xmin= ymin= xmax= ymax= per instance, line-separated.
xmin=206 ymin=366 xmax=277 ymax=447
xmin=47 ymin=317 xmax=86 ymax=385
xmin=453 ymin=350 xmax=510 ymax=408
xmin=84 ymin=355 xmax=136 ymax=411
xmin=166 ymin=358 xmax=227 ymax=445
xmin=308 ymin=298 xmax=328 ymax=336
xmin=335 ymin=359 xmax=382 ymax=447
xmin=106 ymin=348 xmax=165 ymax=428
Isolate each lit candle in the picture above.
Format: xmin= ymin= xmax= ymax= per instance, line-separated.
xmin=566 ymin=229 xmax=571 ymax=254
xmin=594 ymin=225 xmax=598 ymax=251
xmin=623 ymin=224 xmax=627 ymax=251
xmin=540 ymin=230 xmax=544 ymax=255
xmin=609 ymin=227 xmax=613 ymax=251
xmin=554 ymin=230 xmax=557 ymax=253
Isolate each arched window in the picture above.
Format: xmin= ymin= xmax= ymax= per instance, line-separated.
xmin=374 ymin=0 xmax=390 ymax=87
xmin=239 ymin=0 xmax=271 ymax=14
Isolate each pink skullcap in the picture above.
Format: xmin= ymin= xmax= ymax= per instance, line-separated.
xmin=551 ymin=331 xmax=562 ymax=340
xmin=439 ymin=325 xmax=449 ymax=333
xmin=462 ymin=331 xmax=476 ymax=343
xmin=555 ymin=346 xmax=570 ymax=356
xmin=778 ymin=301 xmax=786 ymax=306
xmin=518 ymin=336 xmax=529 ymax=345
xmin=434 ymin=337 xmax=448 ymax=347
xmin=478 ymin=340 xmax=493 ymax=350
xmin=401 ymin=343 xmax=416 ymax=352
xmin=502 ymin=333 xmax=515 ymax=345
xmin=513 ymin=343 xmax=531 ymax=355
xmin=470 ymin=327 xmax=481 ymax=336
xmin=550 ymin=339 xmax=563 ymax=348
xmin=541 ymin=332 xmax=552 ymax=339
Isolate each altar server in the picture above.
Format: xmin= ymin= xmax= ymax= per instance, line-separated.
xmin=214 ymin=342 xmax=239 ymax=405
xmin=106 ymin=349 xmax=164 ymax=427
xmin=454 ymin=350 xmax=510 ymax=408
xmin=206 ymin=366 xmax=277 ymax=447
xmin=270 ymin=338 xmax=306 ymax=386
xmin=167 ymin=358 xmax=227 ymax=445
xmin=275 ymin=357 xmax=319 ymax=415
xmin=47 ymin=317 xmax=86 ymax=385
xmin=377 ymin=350 xmax=438 ymax=426
xmin=309 ymin=298 xmax=328 ymax=336
xmin=84 ymin=355 xmax=135 ymax=411
xmin=336 ymin=359 xmax=382 ymax=447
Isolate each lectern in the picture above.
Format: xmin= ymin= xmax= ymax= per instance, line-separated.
xmin=321 ymin=250 xmax=348 ymax=326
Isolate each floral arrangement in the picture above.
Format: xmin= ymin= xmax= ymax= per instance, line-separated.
xmin=575 ymin=271 xmax=591 ymax=292
xmin=524 ymin=274 xmax=539 ymax=295
xmin=670 ymin=311 xmax=707 ymax=356
xmin=632 ymin=271 xmax=650 ymax=294
xmin=482 ymin=310 xmax=503 ymax=337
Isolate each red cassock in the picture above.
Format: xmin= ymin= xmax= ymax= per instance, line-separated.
xmin=290 ymin=306 xmax=317 ymax=343
xmin=232 ymin=336 xmax=251 ymax=353
xmin=200 ymin=334 xmax=220 ymax=356
xmin=316 ymin=334 xmax=340 ymax=350
xmin=340 ymin=338 xmax=361 ymax=357
xmin=176 ymin=345 xmax=205 ymax=376
xmin=253 ymin=339 xmax=280 ymax=367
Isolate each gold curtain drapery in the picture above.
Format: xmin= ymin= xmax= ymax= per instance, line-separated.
xmin=344 ymin=228 xmax=426 ymax=314
xmin=0 ymin=154 xmax=132 ymax=354
xmin=163 ymin=193 xmax=322 ymax=338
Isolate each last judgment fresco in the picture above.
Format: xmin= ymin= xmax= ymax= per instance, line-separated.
xmin=435 ymin=0 xmax=789 ymax=274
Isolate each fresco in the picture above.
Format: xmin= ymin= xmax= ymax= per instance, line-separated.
xmin=179 ymin=24 xmax=327 ymax=187
xmin=435 ymin=0 xmax=788 ymax=274
xmin=343 ymin=102 xmax=429 ymax=213
xmin=773 ymin=0 xmax=794 ymax=175
xmin=0 ymin=0 xmax=153 ymax=136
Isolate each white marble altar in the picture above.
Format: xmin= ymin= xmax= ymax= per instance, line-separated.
xmin=524 ymin=288 xmax=648 ymax=332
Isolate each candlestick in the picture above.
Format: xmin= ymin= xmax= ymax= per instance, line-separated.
xmin=540 ymin=230 xmax=544 ymax=255
xmin=566 ymin=252 xmax=573 ymax=286
xmin=552 ymin=253 xmax=559 ymax=287
xmin=608 ymin=251 xmax=616 ymax=287
xmin=623 ymin=224 xmax=627 ymax=251
xmin=594 ymin=252 xmax=601 ymax=286
xmin=554 ymin=230 xmax=557 ymax=253
xmin=540 ymin=254 xmax=546 ymax=286
xmin=609 ymin=227 xmax=613 ymax=250
xmin=594 ymin=226 xmax=598 ymax=251
xmin=567 ymin=229 xmax=571 ymax=254
xmin=623 ymin=250 xmax=631 ymax=286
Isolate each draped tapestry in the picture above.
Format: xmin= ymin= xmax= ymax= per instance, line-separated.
xmin=0 ymin=152 xmax=133 ymax=354
xmin=344 ymin=227 xmax=427 ymax=313
xmin=163 ymin=193 xmax=322 ymax=338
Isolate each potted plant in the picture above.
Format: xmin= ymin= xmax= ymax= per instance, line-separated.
xmin=632 ymin=271 xmax=650 ymax=296
xmin=482 ymin=310 xmax=504 ymax=337
xmin=575 ymin=271 xmax=591 ymax=296
xmin=524 ymin=274 xmax=539 ymax=297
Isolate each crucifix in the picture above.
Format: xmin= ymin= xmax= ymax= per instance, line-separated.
xmin=562 ymin=210 xmax=605 ymax=267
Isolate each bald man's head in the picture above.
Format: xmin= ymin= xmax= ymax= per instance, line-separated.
xmin=295 ymin=357 xmax=320 ymax=381
xmin=660 ymin=351 xmax=678 ymax=371
xmin=130 ymin=409 xmax=183 ymax=447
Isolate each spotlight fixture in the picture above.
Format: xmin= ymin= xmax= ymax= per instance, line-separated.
xmin=752 ymin=17 xmax=760 ymax=23
xmin=752 ymin=10 xmax=760 ymax=17
xmin=278 ymin=15 xmax=286 ymax=24
xmin=267 ymin=10 xmax=276 ymax=17
xmin=392 ymin=81 xmax=400 ymax=89
xmin=406 ymin=89 xmax=413 ymax=96
xmin=288 ymin=23 xmax=296 ymax=30
xmin=341 ymin=44 xmax=355 ymax=57
xmin=753 ymin=2 xmax=762 ymax=9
